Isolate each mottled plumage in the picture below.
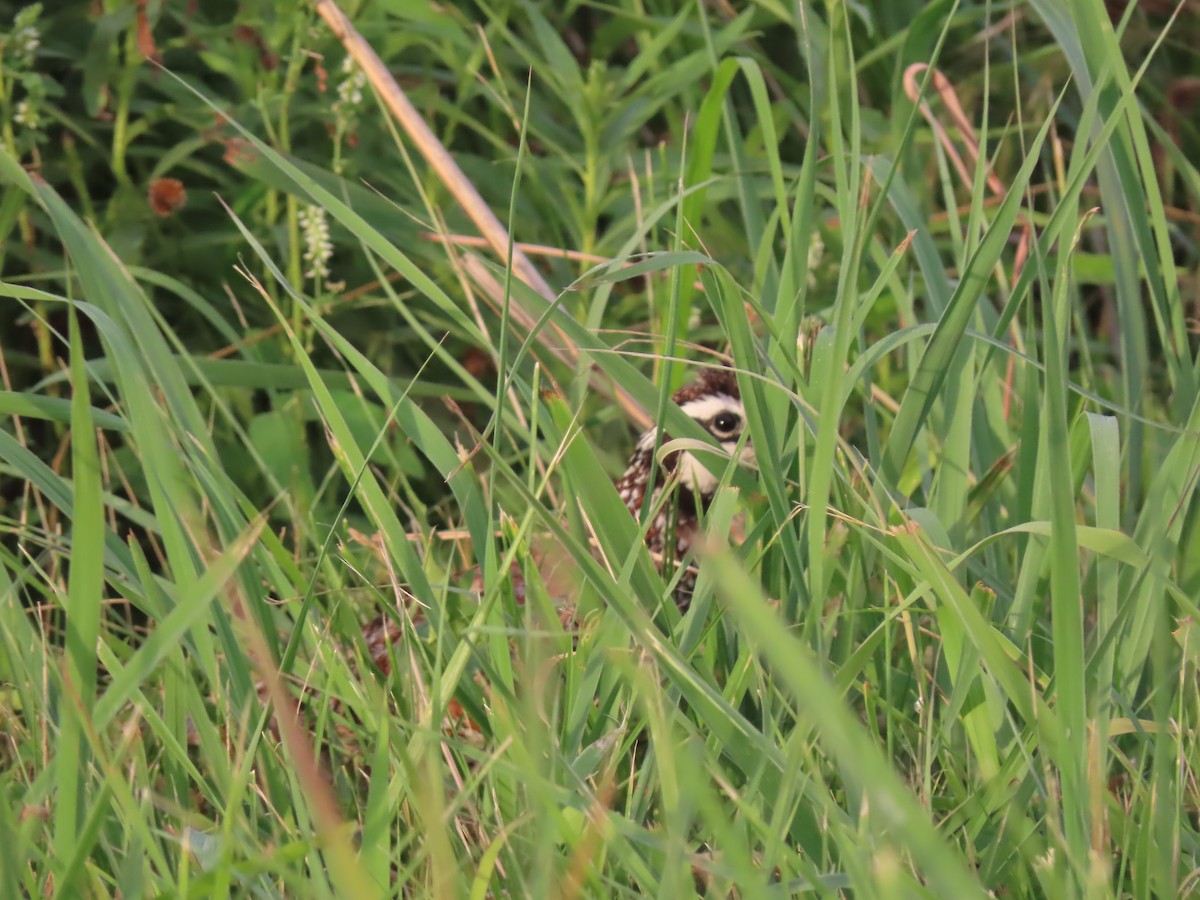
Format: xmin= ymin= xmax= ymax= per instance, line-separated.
xmin=361 ymin=368 xmax=750 ymax=676
xmin=614 ymin=367 xmax=751 ymax=607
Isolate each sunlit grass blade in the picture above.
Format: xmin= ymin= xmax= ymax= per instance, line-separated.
xmin=51 ymin=304 xmax=106 ymax=889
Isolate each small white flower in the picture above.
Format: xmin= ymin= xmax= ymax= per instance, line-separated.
xmin=334 ymin=57 xmax=367 ymax=113
xmin=298 ymin=205 xmax=332 ymax=280
xmin=13 ymin=99 xmax=37 ymax=130
xmin=14 ymin=26 xmax=39 ymax=63
xmin=913 ymin=695 xmax=924 ymax=715
xmin=10 ymin=5 xmax=42 ymax=68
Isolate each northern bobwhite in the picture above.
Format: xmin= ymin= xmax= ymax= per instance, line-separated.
xmin=361 ymin=366 xmax=752 ymax=677
xmin=614 ymin=365 xmax=752 ymax=607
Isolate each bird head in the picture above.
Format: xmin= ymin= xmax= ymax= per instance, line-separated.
xmin=633 ymin=366 xmax=754 ymax=500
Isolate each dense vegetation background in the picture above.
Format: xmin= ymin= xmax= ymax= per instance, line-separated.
xmin=2 ymin=0 xmax=1199 ymax=896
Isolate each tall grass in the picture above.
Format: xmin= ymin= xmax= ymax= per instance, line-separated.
xmin=2 ymin=0 xmax=1198 ymax=896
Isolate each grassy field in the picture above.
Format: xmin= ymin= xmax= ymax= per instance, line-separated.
xmin=2 ymin=0 xmax=1200 ymax=896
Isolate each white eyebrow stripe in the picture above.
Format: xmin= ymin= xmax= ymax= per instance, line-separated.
xmin=634 ymin=394 xmax=744 ymax=452
xmin=677 ymin=394 xmax=743 ymax=422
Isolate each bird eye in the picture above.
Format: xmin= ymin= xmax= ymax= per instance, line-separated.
xmin=711 ymin=411 xmax=741 ymax=435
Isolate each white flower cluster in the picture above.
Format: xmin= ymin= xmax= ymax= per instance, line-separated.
xmin=298 ymin=205 xmax=332 ymax=280
xmin=12 ymin=24 xmax=39 ymax=65
xmin=13 ymin=99 xmax=37 ymax=130
xmin=6 ymin=6 xmax=43 ymax=134
xmin=334 ymin=56 xmax=366 ymax=113
xmin=10 ymin=6 xmax=41 ymax=67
